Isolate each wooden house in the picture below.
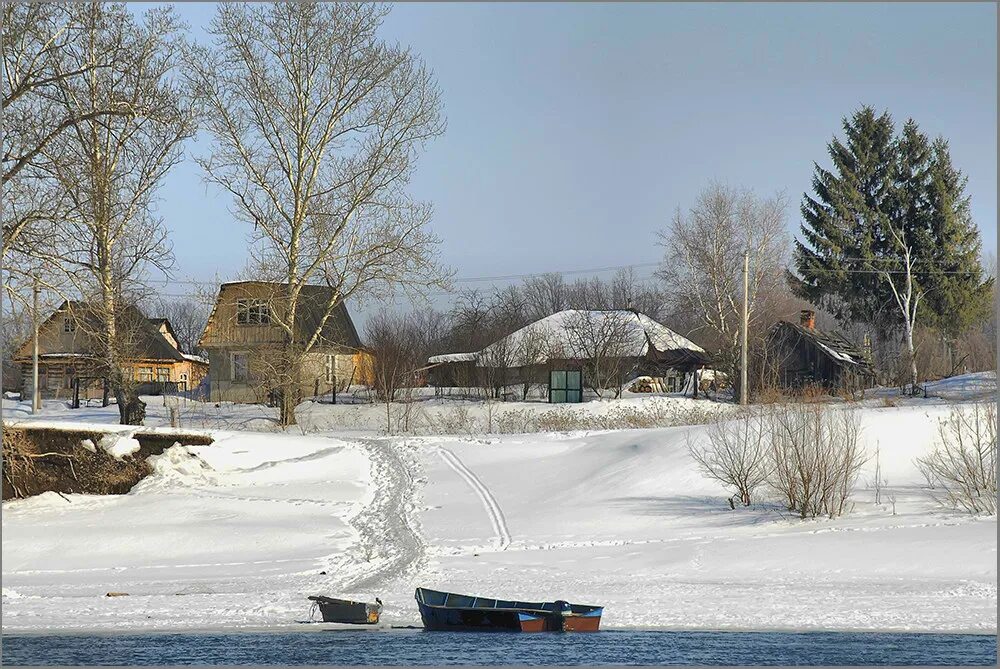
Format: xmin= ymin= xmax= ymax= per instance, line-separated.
xmin=767 ymin=310 xmax=877 ymax=392
xmin=198 ymin=281 xmax=371 ymax=403
xmin=13 ymin=301 xmax=209 ymax=401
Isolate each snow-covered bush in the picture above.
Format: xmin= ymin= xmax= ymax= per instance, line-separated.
xmin=916 ymin=403 xmax=997 ymax=515
xmin=768 ymin=404 xmax=866 ymax=518
xmin=689 ymin=408 xmax=770 ymax=507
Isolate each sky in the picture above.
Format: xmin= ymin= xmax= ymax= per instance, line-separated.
xmin=147 ymin=2 xmax=998 ymax=323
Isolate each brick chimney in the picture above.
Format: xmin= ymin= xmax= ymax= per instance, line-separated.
xmin=800 ymin=309 xmax=816 ymax=330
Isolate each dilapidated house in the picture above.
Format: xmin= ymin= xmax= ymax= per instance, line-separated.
xmin=767 ymin=310 xmax=877 ymax=392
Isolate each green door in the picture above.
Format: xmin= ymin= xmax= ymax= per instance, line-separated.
xmin=550 ymin=369 xmax=583 ymax=403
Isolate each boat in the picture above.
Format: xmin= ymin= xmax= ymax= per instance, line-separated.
xmin=414 ymin=587 xmax=602 ymax=632
xmin=308 ymin=595 xmax=382 ymax=624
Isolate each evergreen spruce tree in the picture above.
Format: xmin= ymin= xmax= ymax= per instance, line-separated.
xmin=920 ymin=137 xmax=993 ymax=339
xmin=789 ymin=106 xmax=898 ymax=329
xmin=791 ymin=107 xmax=992 ymax=349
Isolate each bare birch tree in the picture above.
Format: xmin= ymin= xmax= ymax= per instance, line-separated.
xmin=187 ymin=2 xmax=447 ymax=425
xmin=33 ymin=4 xmax=194 ymax=424
xmin=657 ymin=183 xmax=789 ymax=397
xmin=880 ymin=222 xmax=923 ymax=393
xmin=1 ymin=3 xmax=162 ymax=303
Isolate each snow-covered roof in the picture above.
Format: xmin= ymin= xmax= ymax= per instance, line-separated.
xmin=428 ymin=352 xmax=478 ymax=364
xmin=182 ymin=353 xmax=209 ymax=365
xmin=471 ymin=310 xmax=703 ymax=368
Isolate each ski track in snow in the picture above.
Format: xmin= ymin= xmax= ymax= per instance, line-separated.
xmin=436 ymin=446 xmax=512 ymax=551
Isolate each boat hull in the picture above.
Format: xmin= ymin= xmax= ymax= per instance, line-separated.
xmin=415 ymin=588 xmax=602 ymax=632
xmin=309 ymin=596 xmax=381 ymax=624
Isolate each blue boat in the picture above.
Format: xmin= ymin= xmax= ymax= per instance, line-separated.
xmin=414 ymin=587 xmax=603 ymax=632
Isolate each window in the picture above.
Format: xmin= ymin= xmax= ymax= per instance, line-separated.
xmin=549 ymin=369 xmax=583 ymax=404
xmin=156 ymin=367 xmax=170 ymax=383
xmin=236 ymin=299 xmax=270 ymax=325
xmin=325 ymin=354 xmax=336 ymax=384
xmin=63 ymin=317 xmax=76 ymax=333
xmin=137 ymin=367 xmax=153 ymax=382
xmin=231 ymin=352 xmax=249 ymax=383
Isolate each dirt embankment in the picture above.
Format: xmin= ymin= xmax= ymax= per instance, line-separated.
xmin=2 ymin=424 xmax=213 ymax=500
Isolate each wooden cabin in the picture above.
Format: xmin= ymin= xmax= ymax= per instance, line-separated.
xmin=198 ymin=281 xmax=371 ymax=403
xmin=13 ymin=302 xmax=208 ymax=402
xmin=767 ymin=310 xmax=877 ymax=393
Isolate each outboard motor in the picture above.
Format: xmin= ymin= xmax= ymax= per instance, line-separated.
xmin=551 ymin=600 xmax=572 ymax=631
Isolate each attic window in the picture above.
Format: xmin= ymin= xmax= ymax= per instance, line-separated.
xmin=63 ymin=317 xmax=75 ymax=333
xmin=236 ymin=299 xmax=270 ymax=325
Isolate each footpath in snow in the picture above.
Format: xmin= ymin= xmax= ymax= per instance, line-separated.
xmin=1 ymin=373 xmax=996 ymax=634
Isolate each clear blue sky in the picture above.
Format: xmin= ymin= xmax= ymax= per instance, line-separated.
xmin=151 ymin=2 xmax=997 ymax=314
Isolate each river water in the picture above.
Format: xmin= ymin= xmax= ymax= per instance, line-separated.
xmin=1 ymin=629 xmax=996 ymax=665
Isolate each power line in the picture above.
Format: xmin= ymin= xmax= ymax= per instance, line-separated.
xmin=796 ymin=268 xmax=981 ymax=275
xmin=143 ymin=260 xmax=665 ymax=287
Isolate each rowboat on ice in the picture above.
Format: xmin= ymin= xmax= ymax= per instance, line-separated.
xmin=414 ymin=587 xmax=602 ymax=632
xmin=308 ymin=596 xmax=382 ymax=624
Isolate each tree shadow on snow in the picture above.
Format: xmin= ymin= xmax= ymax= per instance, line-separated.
xmin=609 ymin=494 xmax=789 ymax=527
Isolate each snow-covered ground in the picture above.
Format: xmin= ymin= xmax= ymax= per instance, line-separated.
xmin=2 ymin=373 xmax=996 ymax=634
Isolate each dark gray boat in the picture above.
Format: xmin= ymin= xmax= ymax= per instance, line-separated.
xmin=308 ymin=596 xmax=382 ymax=624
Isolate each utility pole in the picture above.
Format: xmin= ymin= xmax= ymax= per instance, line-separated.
xmin=739 ymin=251 xmax=749 ymax=406
xmin=31 ymin=275 xmax=40 ymax=413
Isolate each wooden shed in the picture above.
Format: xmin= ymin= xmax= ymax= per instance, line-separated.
xmin=767 ymin=310 xmax=877 ymax=393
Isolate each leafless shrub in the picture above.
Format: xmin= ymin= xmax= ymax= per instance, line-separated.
xmin=916 ymin=403 xmax=997 ymax=515
xmin=364 ymin=313 xmax=423 ymax=434
xmin=689 ymin=408 xmax=770 ymax=507
xmin=768 ymin=404 xmax=866 ymax=518
xmin=396 ymin=398 xmax=726 ymax=436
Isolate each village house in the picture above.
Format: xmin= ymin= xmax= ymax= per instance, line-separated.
xmin=198 ymin=281 xmax=371 ymax=403
xmin=766 ymin=310 xmax=877 ymax=393
xmin=427 ymin=309 xmax=711 ymax=402
xmin=13 ymin=301 xmax=209 ymax=402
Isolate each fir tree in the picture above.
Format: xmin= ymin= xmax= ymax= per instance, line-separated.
xmin=791 ymin=108 xmax=992 ymax=343
xmin=920 ymin=137 xmax=993 ymax=338
xmin=789 ymin=106 xmax=898 ymax=328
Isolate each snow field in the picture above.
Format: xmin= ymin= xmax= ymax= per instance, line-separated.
xmin=1 ymin=373 xmax=996 ymax=634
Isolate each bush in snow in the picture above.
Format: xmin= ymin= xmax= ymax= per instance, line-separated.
xmin=767 ymin=404 xmax=866 ymax=519
xmin=916 ymin=403 xmax=997 ymax=515
xmin=689 ymin=408 xmax=770 ymax=507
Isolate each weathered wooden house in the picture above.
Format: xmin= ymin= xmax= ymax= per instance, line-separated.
xmin=198 ymin=281 xmax=371 ymax=403
xmin=767 ymin=310 xmax=876 ymax=392
xmin=427 ymin=309 xmax=710 ymax=402
xmin=13 ymin=301 xmax=209 ymax=401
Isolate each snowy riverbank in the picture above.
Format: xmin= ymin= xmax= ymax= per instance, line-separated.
xmin=2 ymin=375 xmax=996 ymax=634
